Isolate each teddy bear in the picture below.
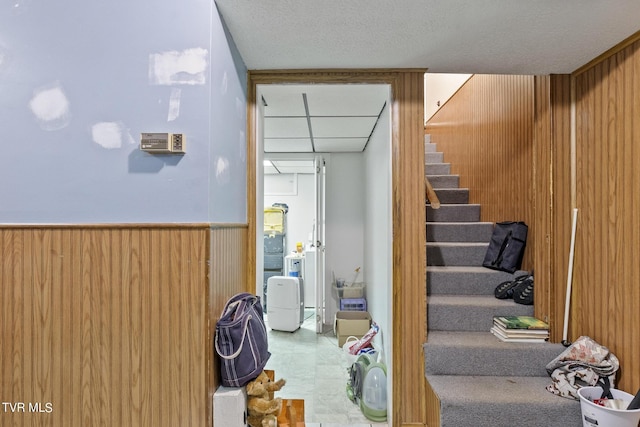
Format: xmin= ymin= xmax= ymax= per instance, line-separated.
xmin=246 ymin=370 xmax=286 ymax=427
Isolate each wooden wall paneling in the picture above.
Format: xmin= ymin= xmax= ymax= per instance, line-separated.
xmin=247 ymin=70 xmax=427 ymax=427
xmin=532 ymin=75 xmax=553 ymax=326
xmin=424 ymin=381 xmax=440 ymax=427
xmin=548 ymin=75 xmax=573 ymax=342
xmin=209 ymin=224 xmax=249 ymax=426
xmin=572 ymin=37 xmax=640 ymax=393
xmin=425 ymin=75 xmax=536 ymax=270
xmin=0 ymin=225 xmax=213 ymax=427
xmin=391 ymin=71 xmax=428 ymax=427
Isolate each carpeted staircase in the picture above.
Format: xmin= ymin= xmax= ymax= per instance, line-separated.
xmin=422 ymin=135 xmax=583 ymax=427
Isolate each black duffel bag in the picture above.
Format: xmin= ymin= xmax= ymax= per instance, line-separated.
xmin=482 ymin=221 xmax=528 ymax=273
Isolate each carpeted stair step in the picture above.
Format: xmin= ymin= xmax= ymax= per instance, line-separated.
xmin=425 ymin=142 xmax=437 ymax=152
xmin=426 ymin=152 xmax=444 ymax=163
xmin=427 ymin=375 xmax=582 ymax=427
xmin=427 ymin=242 xmax=487 ymax=266
xmin=425 ymin=174 xmax=459 ymax=189
xmin=427 ymin=266 xmax=520 ymax=296
xmin=427 ymin=222 xmax=493 ymax=242
xmin=427 ymin=295 xmax=534 ymax=331
xmin=423 ymin=331 xmax=564 ymax=377
xmin=426 ymin=163 xmax=451 ymax=175
xmin=432 ymin=188 xmax=469 ymax=204
xmin=427 ymin=204 xmax=481 ymax=222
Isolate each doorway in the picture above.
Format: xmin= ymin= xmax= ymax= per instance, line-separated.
xmin=246 ymin=70 xmax=428 ymax=427
xmin=256 ymin=82 xmax=392 ymax=423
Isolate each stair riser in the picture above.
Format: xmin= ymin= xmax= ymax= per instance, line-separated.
xmin=427 ymin=222 xmax=493 ymax=243
xmin=425 ymin=142 xmax=437 ymax=152
xmin=427 ymin=205 xmax=480 ymax=222
xmin=424 ymin=344 xmax=563 ymax=377
xmin=425 ymin=175 xmax=459 ymax=189
xmin=426 ymin=163 xmax=451 ymax=175
xmin=427 ymin=244 xmax=487 ymax=266
xmin=427 ymin=268 xmax=516 ymax=296
xmin=432 ymin=189 xmax=469 ymax=204
xmin=427 ymin=301 xmax=533 ymax=332
xmin=427 ymin=376 xmax=583 ymax=427
xmin=426 ymin=152 xmax=444 ymax=163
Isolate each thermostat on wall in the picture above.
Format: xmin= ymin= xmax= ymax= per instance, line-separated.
xmin=140 ymin=133 xmax=186 ymax=153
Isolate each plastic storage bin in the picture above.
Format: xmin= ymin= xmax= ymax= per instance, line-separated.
xmin=333 ymin=282 xmax=365 ymax=299
xmin=264 ymin=208 xmax=286 ymax=234
xmin=340 ymin=298 xmax=367 ymax=311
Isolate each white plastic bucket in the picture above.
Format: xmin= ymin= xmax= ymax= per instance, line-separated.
xmin=578 ymin=386 xmax=640 ymax=427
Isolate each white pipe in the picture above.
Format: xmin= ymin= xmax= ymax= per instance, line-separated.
xmin=562 ymin=208 xmax=579 ymax=345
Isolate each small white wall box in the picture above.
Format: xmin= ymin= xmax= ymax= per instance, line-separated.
xmin=140 ymin=132 xmax=186 ymax=153
xmin=213 ymin=386 xmax=247 ymax=427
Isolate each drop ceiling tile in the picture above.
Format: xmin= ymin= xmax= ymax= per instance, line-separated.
xmin=314 ymin=138 xmax=368 ymax=152
xmin=264 ymin=138 xmax=313 ymax=152
xmin=310 ymin=116 xmax=378 ymax=138
xmin=259 ymin=85 xmax=307 ymax=116
xmin=276 ymin=166 xmax=316 ymax=174
xmin=305 ymin=84 xmax=389 ymax=116
xmin=264 ymin=165 xmax=279 ymax=174
xmin=264 ymin=117 xmax=309 ymax=138
xmin=272 ymin=160 xmax=314 ymax=168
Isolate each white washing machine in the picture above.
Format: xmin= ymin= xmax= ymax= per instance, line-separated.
xmin=266 ymin=276 xmax=304 ymax=332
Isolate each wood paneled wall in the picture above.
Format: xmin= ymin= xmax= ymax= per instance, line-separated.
xmin=532 ymin=74 xmax=573 ymax=337
xmin=209 ymin=224 xmax=249 ymax=416
xmin=0 ymin=224 xmax=248 ymax=427
xmin=571 ymin=37 xmax=640 ymax=393
xmin=425 ymin=75 xmax=536 ymax=270
xmin=248 ymin=69 xmax=427 ymax=427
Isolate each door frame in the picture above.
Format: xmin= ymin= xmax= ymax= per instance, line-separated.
xmin=246 ymin=69 xmax=427 ymax=427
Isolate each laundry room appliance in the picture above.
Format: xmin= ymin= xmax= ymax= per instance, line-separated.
xmin=266 ymin=276 xmax=304 ymax=332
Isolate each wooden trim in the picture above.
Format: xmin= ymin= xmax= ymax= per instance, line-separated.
xmin=0 ymin=223 xmax=212 ymax=229
xmin=250 ymin=68 xmax=427 ymax=76
xmin=247 ymin=70 xmax=427 ymax=427
xmin=209 ymin=223 xmax=249 ymax=229
xmin=532 ymin=75 xmax=553 ymax=326
xmin=572 ymin=30 xmax=640 ymax=76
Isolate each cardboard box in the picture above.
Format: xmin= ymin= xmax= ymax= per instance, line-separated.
xmin=335 ymin=310 xmax=372 ymax=347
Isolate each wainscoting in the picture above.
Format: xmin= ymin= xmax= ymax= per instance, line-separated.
xmin=0 ymin=224 xmax=248 ymax=427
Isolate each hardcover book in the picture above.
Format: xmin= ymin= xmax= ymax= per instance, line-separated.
xmin=490 ymin=327 xmax=549 ymax=343
xmin=493 ymin=316 xmax=549 ymax=330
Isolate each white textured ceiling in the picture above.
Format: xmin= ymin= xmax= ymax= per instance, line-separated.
xmin=229 ymin=1 xmax=640 ymax=173
xmin=215 ymin=0 xmax=640 ymax=74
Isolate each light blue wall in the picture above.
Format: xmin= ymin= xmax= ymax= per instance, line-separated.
xmin=0 ymin=0 xmax=247 ymax=223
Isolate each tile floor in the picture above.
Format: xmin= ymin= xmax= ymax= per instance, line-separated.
xmin=265 ymin=310 xmax=388 ymax=427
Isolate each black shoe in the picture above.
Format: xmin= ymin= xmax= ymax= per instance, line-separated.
xmin=513 ymin=275 xmax=534 ymax=305
xmin=494 ymin=273 xmax=529 ymax=299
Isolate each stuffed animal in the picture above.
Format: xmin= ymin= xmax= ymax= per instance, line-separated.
xmin=246 ymin=371 xmax=286 ymax=427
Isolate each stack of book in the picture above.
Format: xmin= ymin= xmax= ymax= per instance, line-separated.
xmin=491 ymin=315 xmax=549 ymax=343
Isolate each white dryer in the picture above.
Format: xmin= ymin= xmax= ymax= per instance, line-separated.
xmin=266 ymin=276 xmax=304 ymax=332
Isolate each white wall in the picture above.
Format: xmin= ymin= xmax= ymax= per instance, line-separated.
xmin=0 ymin=1 xmax=247 ymax=223
xmin=363 ymin=100 xmax=392 ymax=366
xmin=424 ymin=73 xmax=472 ymax=122
xmin=264 ymin=173 xmax=316 ymax=255
xmin=324 ymin=153 xmax=365 ymax=324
